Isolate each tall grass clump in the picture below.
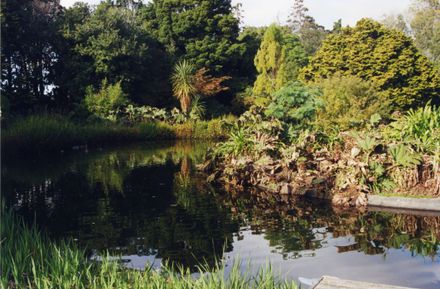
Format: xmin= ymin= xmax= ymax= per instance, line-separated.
xmin=1 ymin=115 xmax=149 ymax=155
xmin=384 ymin=104 xmax=440 ymax=152
xmin=1 ymin=205 xmax=297 ymax=289
xmin=1 ymin=115 xmax=230 ymax=156
xmin=1 ymin=114 xmax=82 ymax=154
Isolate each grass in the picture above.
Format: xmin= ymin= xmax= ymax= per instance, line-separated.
xmin=1 ymin=115 xmax=229 ymax=156
xmin=0 ymin=205 xmax=297 ymax=289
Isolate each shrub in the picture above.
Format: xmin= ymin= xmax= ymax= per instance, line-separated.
xmin=216 ymin=107 xmax=284 ymax=159
xmin=265 ymin=82 xmax=321 ymax=128
xmin=314 ymin=74 xmax=390 ymax=130
xmin=189 ymin=96 xmax=206 ymax=121
xmin=253 ymin=25 xmax=308 ymax=104
xmin=84 ymin=79 xmax=128 ymax=121
xmin=384 ymin=104 xmax=440 ymax=152
xmin=301 ymin=18 xmax=440 ymax=109
xmin=124 ymin=104 xmax=169 ymax=123
xmin=139 ymin=122 xmax=174 ymax=139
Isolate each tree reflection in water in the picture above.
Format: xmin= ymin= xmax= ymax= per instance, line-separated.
xmin=2 ymin=141 xmax=439 ymax=273
xmin=222 ymin=190 xmax=440 ymax=260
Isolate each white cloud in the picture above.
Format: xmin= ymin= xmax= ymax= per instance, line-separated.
xmin=60 ymin=0 xmax=411 ymax=29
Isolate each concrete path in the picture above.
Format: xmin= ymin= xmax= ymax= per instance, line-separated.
xmin=313 ymin=276 xmax=416 ymax=289
xmin=368 ymin=195 xmax=440 ymax=212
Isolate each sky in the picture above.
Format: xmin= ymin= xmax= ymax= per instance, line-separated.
xmin=60 ymin=0 xmax=411 ymax=29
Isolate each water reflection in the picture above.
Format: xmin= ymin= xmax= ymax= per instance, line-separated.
xmin=3 ymin=142 xmax=238 ymax=271
xmin=2 ymin=141 xmax=440 ymax=287
xmin=222 ymin=192 xmax=440 ymax=261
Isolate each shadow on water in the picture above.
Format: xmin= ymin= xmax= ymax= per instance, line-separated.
xmin=2 ymin=141 xmax=440 ymax=284
xmin=2 ymin=141 xmax=238 ymax=271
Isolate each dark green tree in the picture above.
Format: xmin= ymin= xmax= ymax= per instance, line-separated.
xmin=69 ymin=2 xmax=171 ymax=106
xmin=1 ymin=0 xmax=62 ymax=113
xmin=139 ymin=0 xmax=243 ymax=74
xmin=301 ymin=19 xmax=440 ymax=109
xmin=55 ymin=2 xmax=93 ymax=107
xmin=235 ymin=26 xmax=267 ymax=85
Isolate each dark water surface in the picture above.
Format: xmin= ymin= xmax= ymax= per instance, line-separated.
xmin=3 ymin=141 xmax=439 ymax=288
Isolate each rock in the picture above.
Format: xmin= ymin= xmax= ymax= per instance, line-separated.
xmin=351 ymin=147 xmax=361 ymax=158
xmin=332 ymin=194 xmax=342 ymax=206
xmin=280 ymin=183 xmax=292 ymax=195
xmin=355 ymin=193 xmax=368 ymax=207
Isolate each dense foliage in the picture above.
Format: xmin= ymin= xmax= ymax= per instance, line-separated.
xmin=69 ymin=2 xmax=171 ymax=105
xmin=140 ymin=0 xmax=243 ymax=74
xmin=252 ymin=25 xmax=307 ymax=105
xmin=301 ymin=19 xmax=440 ymax=109
xmin=1 ymin=0 xmax=62 ymax=112
xmin=314 ymin=74 xmax=389 ymax=130
xmin=265 ymin=82 xmax=321 ymax=128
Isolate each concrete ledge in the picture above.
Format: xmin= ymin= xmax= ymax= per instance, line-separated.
xmin=368 ymin=206 xmax=440 ymax=217
xmin=313 ymin=276 xmax=415 ymax=289
xmin=368 ymin=195 xmax=440 ymax=212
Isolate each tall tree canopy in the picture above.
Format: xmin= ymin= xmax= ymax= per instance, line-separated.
xmin=301 ymin=19 xmax=440 ymax=109
xmin=236 ymin=26 xmax=266 ymax=85
xmin=253 ymin=25 xmax=307 ymax=105
xmin=69 ymin=2 xmax=171 ymax=106
xmin=287 ymin=0 xmax=327 ymax=56
xmin=139 ymin=0 xmax=243 ymax=74
xmin=1 ymin=0 xmax=62 ymax=112
xmin=410 ymin=0 xmax=440 ymax=67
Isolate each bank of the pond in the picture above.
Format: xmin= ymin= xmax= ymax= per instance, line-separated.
xmin=1 ymin=115 xmax=227 ymax=156
xmin=0 ymin=206 xmax=297 ymax=289
xmin=201 ymin=106 xmax=440 ymax=210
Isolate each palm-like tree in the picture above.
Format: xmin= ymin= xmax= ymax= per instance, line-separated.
xmin=171 ymin=60 xmax=196 ymax=114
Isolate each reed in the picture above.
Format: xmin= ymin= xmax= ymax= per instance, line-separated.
xmin=1 ymin=205 xmax=297 ymax=289
xmin=1 ymin=115 xmax=229 ymax=156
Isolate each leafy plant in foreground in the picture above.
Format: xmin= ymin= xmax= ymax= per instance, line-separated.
xmin=1 ymin=205 xmax=298 ymax=289
xmin=389 ymin=144 xmax=422 ymax=168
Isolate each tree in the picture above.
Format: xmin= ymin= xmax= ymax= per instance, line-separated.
xmin=287 ymin=0 xmax=327 ymax=56
xmin=287 ymin=0 xmax=308 ymax=32
xmin=253 ymin=25 xmax=307 ymax=105
xmin=1 ymin=0 xmax=62 ymax=113
xmin=236 ymin=27 xmax=267 ymax=86
xmin=70 ymin=2 xmax=171 ymax=106
xmin=381 ymin=14 xmax=410 ymax=35
xmin=410 ymin=0 xmax=440 ymax=67
xmin=253 ymin=25 xmax=286 ymax=102
xmin=332 ymin=19 xmax=342 ymax=34
xmin=301 ymin=19 xmax=440 ymax=109
xmin=171 ymin=60 xmax=196 ymax=114
xmin=315 ymin=74 xmax=389 ymax=130
xmin=140 ymin=0 xmax=243 ymax=74
xmin=194 ymin=68 xmax=230 ymax=97
xmin=56 ymin=2 xmax=93 ymax=106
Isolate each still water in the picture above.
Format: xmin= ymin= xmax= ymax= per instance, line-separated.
xmin=2 ymin=141 xmax=440 ymax=288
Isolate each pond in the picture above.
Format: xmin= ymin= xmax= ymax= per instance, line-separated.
xmin=2 ymin=141 xmax=440 ymax=289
